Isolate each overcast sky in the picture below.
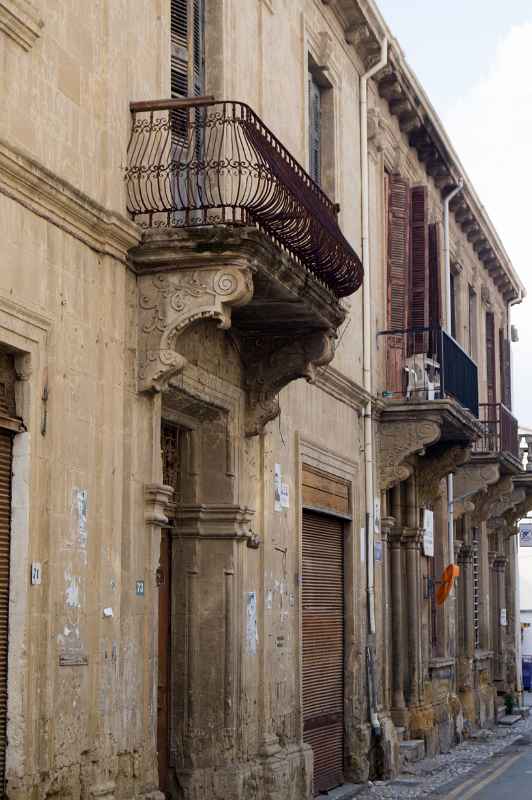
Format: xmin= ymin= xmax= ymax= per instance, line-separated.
xmin=377 ymin=0 xmax=532 ymax=426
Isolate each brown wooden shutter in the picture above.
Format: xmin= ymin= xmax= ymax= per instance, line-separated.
xmin=386 ymin=174 xmax=410 ymax=391
xmin=308 ymin=75 xmax=322 ymax=186
xmin=409 ymin=186 xmax=429 ymax=331
xmin=486 ymin=312 xmax=496 ymax=406
xmin=0 ymin=430 xmax=11 ymax=792
xmin=302 ymin=509 xmax=344 ymax=795
xmin=428 ymin=222 xmax=442 ymax=329
xmin=499 ymin=330 xmax=512 ymax=410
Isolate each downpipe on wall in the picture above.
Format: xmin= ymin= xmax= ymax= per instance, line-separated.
xmin=443 ymin=180 xmax=463 ymax=569
xmin=361 ymin=34 xmax=388 ymax=739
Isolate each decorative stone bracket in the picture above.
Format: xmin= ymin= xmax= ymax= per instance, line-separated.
xmin=377 ymin=419 xmax=441 ymax=491
xmin=472 ymin=476 xmax=514 ymax=525
xmin=137 ymin=265 xmax=253 ymax=392
xmin=453 ymin=462 xmax=500 ymax=519
xmin=242 ymin=331 xmax=335 ymax=437
xmin=415 ymin=444 xmax=471 ymax=506
xmin=487 ymin=488 xmax=526 ymax=529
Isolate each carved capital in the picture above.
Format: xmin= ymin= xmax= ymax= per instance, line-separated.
xmin=416 ymin=445 xmax=471 ymax=505
xmin=145 ymin=483 xmax=174 ymax=526
xmin=138 ymin=266 xmax=253 ymax=392
xmin=243 ymin=331 xmax=335 ymax=436
xmin=377 ymin=419 xmax=441 ymax=492
xmin=454 ymin=461 xmax=500 ymax=519
xmin=487 ymin=488 xmax=526 ymax=528
xmin=174 ymin=504 xmax=256 ymax=544
xmin=402 ymin=526 xmax=424 ymax=549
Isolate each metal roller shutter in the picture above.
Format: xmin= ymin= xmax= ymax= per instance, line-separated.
xmin=0 ymin=430 xmax=12 ymax=793
xmin=302 ymin=509 xmax=344 ymax=795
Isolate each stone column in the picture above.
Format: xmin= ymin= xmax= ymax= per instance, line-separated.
xmin=459 ymin=544 xmax=475 ymax=660
xmin=403 ymin=526 xmax=423 ymax=707
xmin=389 ymin=485 xmax=407 ymax=725
xmin=493 ymin=555 xmax=508 ymax=686
xmin=381 ymin=513 xmax=395 ymax=713
xmin=488 ymin=550 xmax=497 ymax=683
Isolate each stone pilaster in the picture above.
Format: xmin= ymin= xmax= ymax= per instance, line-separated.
xmin=389 ymin=526 xmax=407 ymax=725
xmin=403 ymin=526 xmax=424 ymax=708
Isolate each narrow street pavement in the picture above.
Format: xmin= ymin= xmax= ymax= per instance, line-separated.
xmin=354 ymin=698 xmax=532 ymax=799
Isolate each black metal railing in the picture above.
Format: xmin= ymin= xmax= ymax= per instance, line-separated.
xmin=125 ymin=98 xmax=363 ymax=298
xmin=473 ymin=403 xmax=520 ymax=459
xmin=377 ymin=325 xmax=479 ymax=417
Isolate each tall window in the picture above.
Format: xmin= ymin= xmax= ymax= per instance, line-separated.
xmin=308 ymin=72 xmax=322 ymax=186
xmin=171 ymin=0 xmax=205 ymax=101
xmin=485 ymin=311 xmax=496 ymax=406
xmin=468 ymin=286 xmax=478 ymax=361
xmin=449 ymin=271 xmax=457 ymax=340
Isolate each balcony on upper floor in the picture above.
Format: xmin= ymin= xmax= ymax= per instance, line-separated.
xmin=472 ymin=403 xmax=521 ymax=472
xmin=376 ymin=325 xmax=482 ymax=495
xmin=125 ymin=98 xmax=363 ymax=434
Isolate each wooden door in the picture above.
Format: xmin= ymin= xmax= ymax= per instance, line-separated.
xmin=302 ymin=509 xmax=345 ymax=795
xmin=157 ymin=527 xmax=172 ymax=795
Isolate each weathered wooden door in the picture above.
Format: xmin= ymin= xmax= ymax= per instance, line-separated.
xmin=0 ymin=428 xmax=12 ymax=794
xmin=157 ymin=527 xmax=172 ymax=795
xmin=302 ymin=509 xmax=345 ymax=795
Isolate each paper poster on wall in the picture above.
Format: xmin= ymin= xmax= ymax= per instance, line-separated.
xmin=422 ymin=509 xmax=434 ymax=557
xmin=274 ymin=464 xmax=282 ymax=512
xmin=246 ymin=592 xmax=258 ymax=655
xmin=360 ymin=527 xmax=366 ymax=563
xmin=280 ymin=482 xmax=289 ymax=509
xmin=374 ymin=541 xmax=382 ymax=562
xmin=500 ymin=608 xmax=508 ymax=626
xmin=374 ymin=498 xmax=381 ymax=535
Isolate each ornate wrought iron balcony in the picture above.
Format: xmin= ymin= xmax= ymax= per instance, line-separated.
xmin=473 ymin=403 xmax=520 ymax=461
xmin=126 ymin=98 xmax=363 ymax=298
xmin=378 ymin=325 xmax=479 ymax=417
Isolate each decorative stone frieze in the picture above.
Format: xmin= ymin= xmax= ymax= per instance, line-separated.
xmin=416 ymin=445 xmax=471 ymax=505
xmin=144 ymin=483 xmax=174 ymax=526
xmin=453 ymin=461 xmax=500 ymax=519
xmin=377 ymin=419 xmax=441 ymax=491
xmin=137 ymin=266 xmax=253 ymax=392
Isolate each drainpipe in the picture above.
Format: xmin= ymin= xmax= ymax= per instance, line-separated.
xmin=443 ymin=180 xmax=463 ymax=568
xmin=361 ymin=34 xmax=388 ymax=738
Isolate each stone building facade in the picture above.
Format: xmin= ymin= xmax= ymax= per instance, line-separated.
xmin=0 ymin=1 xmax=531 ymax=799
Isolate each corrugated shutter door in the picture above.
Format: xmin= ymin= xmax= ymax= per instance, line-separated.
xmin=0 ymin=430 xmax=12 ymax=792
xmin=302 ymin=509 xmax=344 ymax=795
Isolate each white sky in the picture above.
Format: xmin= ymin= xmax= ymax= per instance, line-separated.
xmin=377 ymin=1 xmax=532 ymax=425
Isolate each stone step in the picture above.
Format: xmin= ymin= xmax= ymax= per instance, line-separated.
xmin=316 ymin=784 xmax=364 ymax=800
xmin=399 ymin=739 xmax=425 ymax=763
xmin=395 ymin=726 xmax=406 ymax=742
xmin=498 ymin=714 xmax=522 ymax=726
xmin=517 ymin=706 xmax=530 ymax=719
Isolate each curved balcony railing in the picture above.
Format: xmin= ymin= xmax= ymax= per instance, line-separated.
xmin=126 ymin=98 xmax=363 ymax=298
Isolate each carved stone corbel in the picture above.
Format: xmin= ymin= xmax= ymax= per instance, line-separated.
xmin=145 ymin=483 xmax=174 ymax=526
xmin=174 ymin=504 xmax=256 ymax=544
xmin=242 ymin=330 xmax=335 ymax=437
xmin=472 ymin=476 xmax=514 ymax=525
xmin=453 ymin=462 xmax=500 ymax=519
xmin=487 ymin=488 xmax=526 ymax=528
xmin=378 ymin=419 xmax=441 ymax=492
xmin=416 ymin=445 xmax=471 ymax=506
xmin=137 ymin=266 xmax=253 ymax=392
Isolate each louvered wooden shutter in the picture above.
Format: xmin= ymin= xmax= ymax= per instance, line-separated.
xmin=192 ymin=0 xmax=205 ymax=97
xmin=308 ymin=75 xmax=321 ymax=186
xmin=171 ymin=0 xmax=189 ymax=100
xmin=409 ymin=186 xmax=429 ymax=355
xmin=486 ymin=312 xmax=496 ymax=406
xmin=302 ymin=509 xmax=344 ymax=795
xmin=386 ymin=174 xmax=410 ymax=391
xmin=428 ymin=222 xmax=442 ymax=325
xmin=503 ymin=337 xmax=512 ymax=410
xmin=0 ymin=431 xmax=11 ymax=792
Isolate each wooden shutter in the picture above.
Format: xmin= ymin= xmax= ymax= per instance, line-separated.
xmin=302 ymin=510 xmax=344 ymax=795
xmin=192 ymin=0 xmax=205 ymax=97
xmin=499 ymin=330 xmax=512 ymax=410
xmin=308 ymin=75 xmax=321 ymax=186
xmin=428 ymin=222 xmax=442 ymax=329
xmin=0 ymin=431 xmax=11 ymax=792
xmin=386 ymin=174 xmax=410 ymax=391
xmin=171 ymin=0 xmax=189 ymax=100
xmin=409 ymin=186 xmax=429 ymax=330
xmin=485 ymin=312 xmax=496 ymax=406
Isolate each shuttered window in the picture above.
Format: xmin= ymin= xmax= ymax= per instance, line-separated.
xmin=485 ymin=312 xmax=496 ymax=406
xmin=468 ymin=287 xmax=478 ymax=361
xmin=499 ymin=329 xmax=512 ymax=410
xmin=170 ymin=0 xmax=205 ymax=145
xmin=308 ymin=74 xmax=322 ymax=186
xmin=386 ymin=174 xmax=410 ymax=390
xmin=450 ymin=272 xmax=457 ymax=340
xmin=302 ymin=509 xmax=344 ymax=795
xmin=428 ymin=222 xmax=442 ymax=329
xmin=409 ymin=185 xmax=429 ymax=331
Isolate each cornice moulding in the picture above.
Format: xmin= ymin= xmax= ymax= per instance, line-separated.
xmin=313 ymin=365 xmax=370 ymax=412
xmin=0 ymin=0 xmax=43 ymax=51
xmin=0 ymin=138 xmax=141 ymax=263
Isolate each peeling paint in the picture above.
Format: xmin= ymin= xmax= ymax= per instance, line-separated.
xmin=64 ymin=570 xmax=81 ymax=608
xmin=246 ymin=592 xmax=258 ymax=656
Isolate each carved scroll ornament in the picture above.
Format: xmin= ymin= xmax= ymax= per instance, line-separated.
xmin=137 ymin=266 xmax=253 ymax=392
xmin=472 ymin=476 xmax=514 ymax=525
xmin=416 ymin=445 xmax=471 ymax=506
xmin=377 ymin=419 xmax=441 ymax=492
xmin=453 ymin=462 xmax=500 ymax=519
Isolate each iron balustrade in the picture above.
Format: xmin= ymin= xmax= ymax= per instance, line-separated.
xmin=377 ymin=325 xmax=479 ymax=417
xmin=473 ymin=403 xmax=520 ymax=460
xmin=126 ymin=98 xmax=363 ymax=298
